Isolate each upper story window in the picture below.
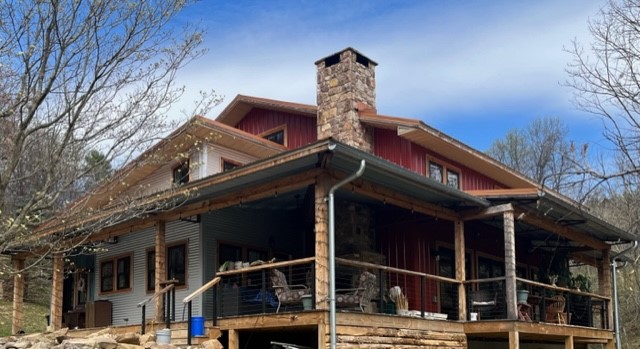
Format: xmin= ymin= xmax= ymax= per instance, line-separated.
xmin=260 ymin=125 xmax=286 ymax=146
xmin=222 ymin=158 xmax=241 ymax=172
xmin=100 ymin=254 xmax=131 ymax=293
xmin=173 ymin=160 xmax=190 ymax=186
xmin=428 ymin=160 xmax=461 ymax=189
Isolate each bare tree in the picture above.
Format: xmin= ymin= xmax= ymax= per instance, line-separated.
xmin=486 ymin=117 xmax=582 ymax=194
xmin=0 ymin=1 xmax=218 ymax=266
xmin=566 ymin=0 xmax=640 ymax=185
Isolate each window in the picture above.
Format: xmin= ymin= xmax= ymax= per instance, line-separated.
xmin=428 ymin=159 xmax=461 ymax=189
xmin=167 ymin=244 xmax=186 ymax=285
xmin=260 ymin=126 xmax=286 ymax=146
xmin=429 ymin=162 xmax=443 ymax=182
xmin=101 ymin=261 xmax=113 ymax=292
xmin=222 ymin=159 xmax=241 ymax=172
xmin=100 ymin=255 xmax=131 ymax=293
xmin=146 ymin=242 xmax=188 ymax=292
xmin=447 ymin=170 xmax=460 ymax=189
xmin=173 ymin=161 xmax=190 ymax=186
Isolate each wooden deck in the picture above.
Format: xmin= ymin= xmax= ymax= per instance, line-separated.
xmin=214 ymin=310 xmax=614 ymax=348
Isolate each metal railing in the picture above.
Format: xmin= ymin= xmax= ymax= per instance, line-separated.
xmin=181 ymin=276 xmax=221 ymax=346
xmin=136 ymin=280 xmax=177 ymax=335
xmin=464 ymin=277 xmax=611 ymax=328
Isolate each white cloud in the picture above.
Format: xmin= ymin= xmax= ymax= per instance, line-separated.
xmin=170 ymin=0 xmax=607 ymax=146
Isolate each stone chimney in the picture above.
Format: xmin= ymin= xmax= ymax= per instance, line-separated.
xmin=315 ymin=47 xmax=377 ymax=152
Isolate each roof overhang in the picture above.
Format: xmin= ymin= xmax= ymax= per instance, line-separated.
xmin=470 ymin=188 xmax=637 ymax=244
xmin=36 ymin=139 xmax=490 ymax=237
xmin=359 ymin=112 xmax=536 ymax=189
xmin=216 ymin=95 xmax=317 ymax=127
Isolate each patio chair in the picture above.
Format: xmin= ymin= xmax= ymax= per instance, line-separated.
xmin=335 ymin=271 xmax=377 ymax=312
xmin=545 ymin=295 xmax=567 ymax=324
xmin=470 ymin=289 xmax=497 ymax=320
xmin=270 ymin=268 xmax=311 ymax=313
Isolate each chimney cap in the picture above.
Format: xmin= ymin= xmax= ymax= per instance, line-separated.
xmin=314 ymin=47 xmax=378 ymax=66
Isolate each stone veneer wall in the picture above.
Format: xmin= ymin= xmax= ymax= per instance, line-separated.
xmin=316 ymin=48 xmax=376 ymax=152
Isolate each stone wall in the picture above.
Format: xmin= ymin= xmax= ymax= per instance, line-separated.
xmin=316 ymin=48 xmax=376 ymax=152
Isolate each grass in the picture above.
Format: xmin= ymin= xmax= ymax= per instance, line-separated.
xmin=0 ymin=300 xmax=49 ymax=337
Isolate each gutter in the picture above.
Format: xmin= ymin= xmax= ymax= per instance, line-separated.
xmin=611 ymin=241 xmax=638 ymax=349
xmin=327 ymin=159 xmax=366 ymax=349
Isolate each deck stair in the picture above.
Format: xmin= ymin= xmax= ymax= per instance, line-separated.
xmin=170 ymin=326 xmax=221 ymax=346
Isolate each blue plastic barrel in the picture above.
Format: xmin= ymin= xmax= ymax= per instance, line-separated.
xmin=191 ymin=316 xmax=205 ymax=336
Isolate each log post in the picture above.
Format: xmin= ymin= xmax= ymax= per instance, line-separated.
xmin=504 ymin=210 xmax=517 ymax=320
xmin=454 ymin=220 xmax=466 ymax=321
xmin=11 ymin=256 xmax=25 ymax=334
xmin=50 ymin=253 xmax=64 ymax=329
xmin=314 ymin=174 xmax=330 ymax=310
xmin=155 ymin=221 xmax=166 ymax=322
xmin=599 ymin=249 xmax=614 ymax=329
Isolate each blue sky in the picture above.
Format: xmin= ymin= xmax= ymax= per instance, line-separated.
xmin=172 ymin=0 xmax=609 ymax=152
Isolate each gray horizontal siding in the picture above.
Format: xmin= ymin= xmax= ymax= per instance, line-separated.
xmin=92 ymin=219 xmax=202 ymax=326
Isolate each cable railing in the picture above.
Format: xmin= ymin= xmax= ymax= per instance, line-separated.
xmin=136 ymin=280 xmax=178 ymax=335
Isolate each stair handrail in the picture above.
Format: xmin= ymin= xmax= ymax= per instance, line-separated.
xmin=137 ymin=283 xmax=175 ymax=335
xmin=183 ymin=276 xmax=221 ymax=346
xmin=183 ymin=276 xmax=221 ymax=304
xmin=137 ymin=283 xmax=175 ymax=307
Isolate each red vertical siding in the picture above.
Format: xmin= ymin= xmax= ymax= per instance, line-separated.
xmin=374 ymin=129 xmax=427 ymax=175
xmin=374 ymin=129 xmax=503 ymax=190
xmin=236 ymin=108 xmax=317 ymax=149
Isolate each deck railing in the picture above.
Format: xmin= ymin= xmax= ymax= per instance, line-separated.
xmin=464 ymin=277 xmax=611 ymax=328
xmin=209 ymin=257 xmax=610 ymax=329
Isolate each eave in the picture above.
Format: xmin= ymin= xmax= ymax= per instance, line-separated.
xmin=359 ymin=111 xmax=536 ymax=189
xmin=216 ymin=95 xmax=317 ymax=127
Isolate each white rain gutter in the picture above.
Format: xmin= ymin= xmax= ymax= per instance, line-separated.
xmin=327 ymin=159 xmax=365 ymax=349
xmin=611 ymin=240 xmax=637 ymax=349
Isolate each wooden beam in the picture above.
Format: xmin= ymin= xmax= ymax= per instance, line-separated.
xmin=466 ymin=188 xmax=539 ymax=198
xmin=350 ymin=177 xmax=458 ymax=221
xmin=155 ymin=221 xmax=166 ymax=322
xmin=504 ymin=210 xmax=517 ymax=320
xmin=228 ymin=329 xmax=239 ymax=349
xmin=605 ymin=339 xmax=615 ymax=349
xmin=516 ymin=209 xmax=609 ymax=250
xmin=11 ymin=256 xmax=25 ymax=335
xmin=91 ymin=170 xmax=320 ymax=241
xmin=461 ymin=203 xmax=514 ymax=221
xmin=314 ymin=174 xmax=330 ymax=311
xmin=455 ymin=220 xmax=466 ymax=322
xmin=565 ymin=335 xmax=574 ymax=349
xmin=508 ymin=331 xmax=519 ymax=349
xmin=50 ymin=253 xmax=64 ymax=330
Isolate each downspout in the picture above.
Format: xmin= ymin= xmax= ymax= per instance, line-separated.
xmin=328 ymin=159 xmax=366 ymax=349
xmin=611 ymin=241 xmax=637 ymax=349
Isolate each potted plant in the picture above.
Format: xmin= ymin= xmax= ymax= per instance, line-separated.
xmin=516 ymin=281 xmax=529 ymax=304
xmin=570 ymin=274 xmax=592 ymax=292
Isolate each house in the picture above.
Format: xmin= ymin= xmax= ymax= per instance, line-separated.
xmin=8 ymin=47 xmax=637 ymax=349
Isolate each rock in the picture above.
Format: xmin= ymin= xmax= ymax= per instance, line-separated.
xmin=6 ymin=341 xmax=31 ymax=349
xmin=114 ymin=334 xmax=138 ymax=345
xmin=201 ymin=339 xmax=224 ymax=349
xmin=115 ymin=344 xmax=142 ymax=349
xmin=137 ymin=335 xmax=153 ymax=348
xmin=87 ymin=329 xmax=114 ymax=339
